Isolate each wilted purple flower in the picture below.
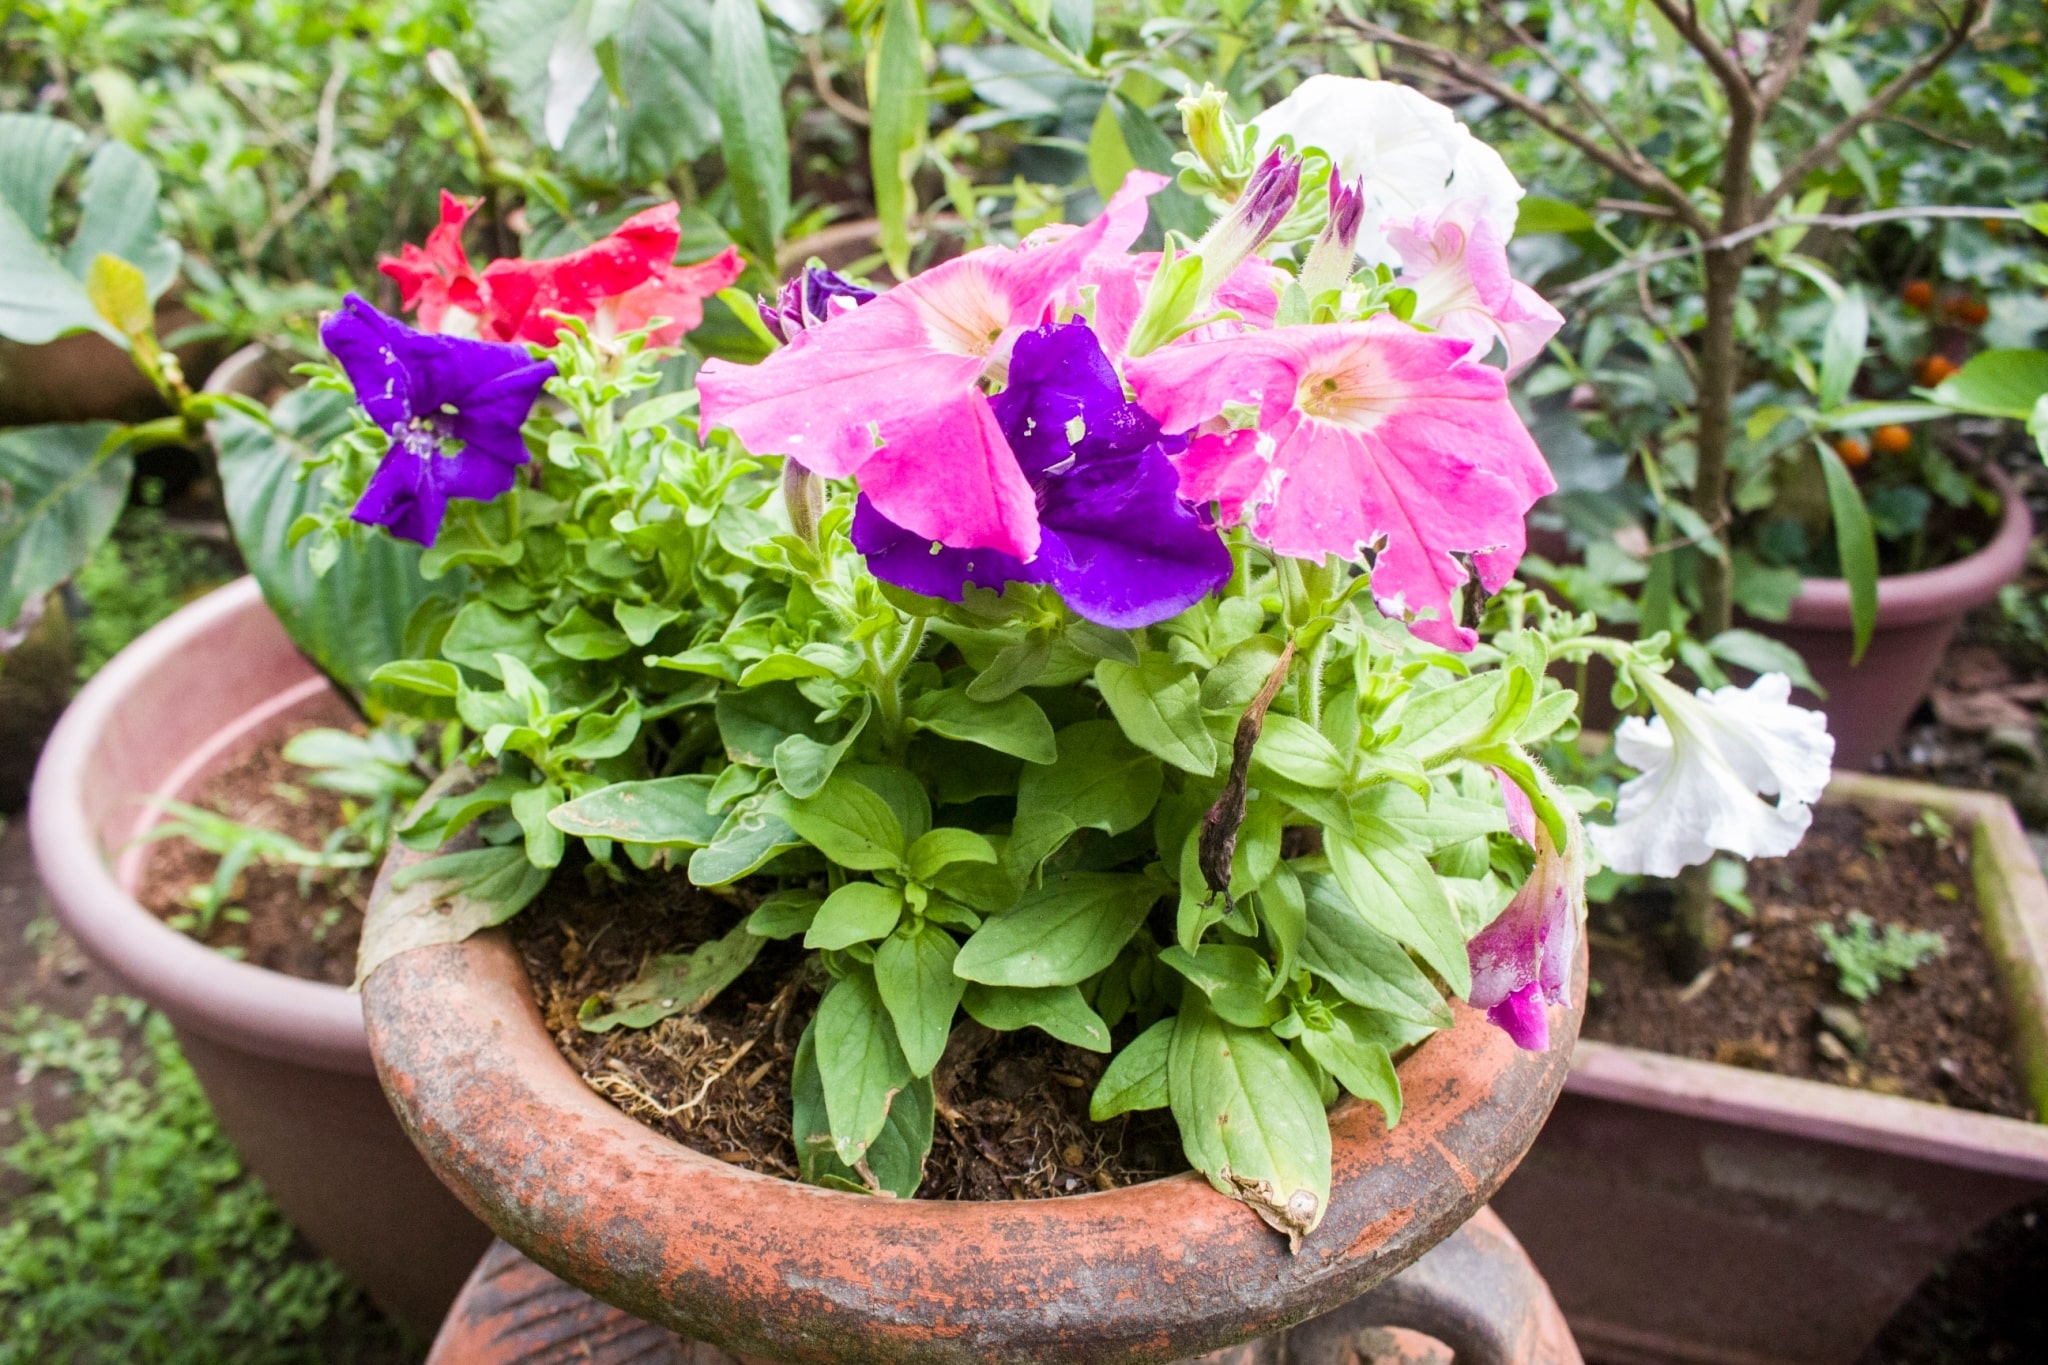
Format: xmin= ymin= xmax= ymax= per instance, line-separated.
xmin=1239 ymin=147 xmax=1304 ymax=241
xmin=759 ymin=266 xmax=877 ymax=344
xmin=321 ymin=295 xmax=555 ymax=546
xmin=851 ymin=320 xmax=1231 ymax=628
xmin=1468 ymin=773 xmax=1581 ymax=1050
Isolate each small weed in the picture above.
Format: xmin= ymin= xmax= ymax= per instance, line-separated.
xmin=0 ymin=1002 xmax=414 ymax=1364
xmin=71 ymin=508 xmax=235 ymax=683
xmin=1814 ymin=914 xmax=1948 ymax=1003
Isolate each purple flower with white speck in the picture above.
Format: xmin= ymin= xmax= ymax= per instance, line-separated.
xmin=759 ymin=266 xmax=877 ymax=344
xmin=851 ymin=320 xmax=1231 ymax=629
xmin=321 ymin=294 xmax=555 ymax=546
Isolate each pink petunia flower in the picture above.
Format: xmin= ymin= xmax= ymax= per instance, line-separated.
xmin=1387 ymin=200 xmax=1564 ymax=375
xmin=1123 ymin=318 xmax=1556 ymax=649
xmin=1075 ymin=253 xmax=1287 ymax=360
xmin=1467 ymin=782 xmax=1582 ymax=1052
xmin=696 ymin=171 xmax=1164 ymax=561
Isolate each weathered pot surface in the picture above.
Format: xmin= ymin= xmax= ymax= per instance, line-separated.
xmin=1494 ymin=772 xmax=2048 ymax=1365
xmin=28 ymin=578 xmax=490 ymax=1333
xmin=1748 ymin=464 xmax=2032 ymax=770
xmin=363 ymin=847 xmax=1585 ymax=1365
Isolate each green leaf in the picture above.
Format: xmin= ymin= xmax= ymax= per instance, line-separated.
xmin=1299 ymin=1011 xmax=1402 ymax=1126
xmin=370 ymin=660 xmax=462 ymax=698
xmin=1325 ymin=823 xmax=1472 ymax=998
xmin=1515 ymin=197 xmax=1595 ymax=235
xmin=746 ymin=887 xmax=823 ymax=939
xmin=961 ymin=982 xmax=1109 ymax=1051
xmin=1259 ymin=863 xmax=1307 ymax=996
xmin=550 ymin=774 xmax=722 ymax=845
xmin=1159 ymin=944 xmax=1285 ymax=1028
xmin=0 ymin=112 xmax=86 ymax=239
xmin=1925 ymin=348 xmax=2048 ymax=420
xmin=358 ymin=844 xmax=554 ymax=984
xmin=774 ymin=773 xmax=907 ymax=871
xmin=907 ymin=686 xmax=1056 ymax=763
xmin=868 ymin=0 xmax=928 ymax=278
xmin=965 ymin=636 xmax=1052 ymax=700
xmin=216 ymin=390 xmax=461 ymax=701
xmin=874 ymin=922 xmax=965 ymax=1076
xmin=716 ymin=681 xmax=828 ymax=766
xmin=814 ymin=970 xmax=914 ymax=1166
xmin=1251 ymin=713 xmax=1347 ymax=790
xmin=1108 ymin=92 xmax=1210 ymax=239
xmin=1300 ymin=870 xmax=1455 ymax=1023
xmin=1388 ymin=672 xmax=1503 ymax=761
xmin=64 ymin=141 xmax=178 ymax=297
xmin=1008 ymin=720 xmax=1162 ymax=873
xmin=1816 ymin=439 xmax=1879 ymax=664
xmin=1817 ymin=287 xmax=1868 ymax=412
xmin=614 ymin=600 xmax=681 ymax=646
xmin=1089 ymin=1017 xmax=1173 ymax=1119
xmin=687 ymin=795 xmax=803 ymax=885
xmin=0 ymin=422 xmax=129 ymax=629
xmin=952 ymin=871 xmax=1158 ymax=987
xmin=906 ymin=828 xmax=998 ymax=882
xmin=793 ymin=1016 xmax=933 ymax=1196
xmin=1168 ymin=994 xmax=1330 ymax=1249
xmin=1705 ymin=628 xmax=1822 ymax=695
xmin=774 ymin=700 xmax=869 ymax=799
xmin=0 ymin=196 xmax=111 ymax=343
xmin=1085 ymin=91 xmax=1136 ymax=202
xmin=544 ymin=605 xmax=632 ymax=660
xmin=1096 ymin=654 xmax=1218 ymax=775
xmin=577 ymin=922 xmax=766 ymax=1031
xmin=710 ymin=0 xmax=790 ymax=264
xmin=510 ymin=783 xmax=567 ymax=869
xmin=805 ymin=881 xmax=905 ymax=949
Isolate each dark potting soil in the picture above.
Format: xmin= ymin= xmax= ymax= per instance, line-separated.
xmin=134 ymin=727 xmax=367 ymax=987
xmin=1862 ymin=1193 xmax=2048 ymax=1364
xmin=1583 ymin=803 xmax=2033 ymax=1119
xmin=512 ymin=868 xmax=1190 ymax=1199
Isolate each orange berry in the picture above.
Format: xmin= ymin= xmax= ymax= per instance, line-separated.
xmin=1916 ymin=354 xmax=1958 ymax=386
xmin=1833 ymin=436 xmax=1870 ymax=467
xmin=1901 ymin=279 xmax=1934 ymax=310
xmin=1872 ymin=424 xmax=1913 ymax=455
xmin=1951 ymin=297 xmax=1990 ymax=326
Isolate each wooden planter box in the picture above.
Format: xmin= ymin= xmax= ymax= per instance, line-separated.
xmin=1493 ymin=772 xmax=2048 ymax=1365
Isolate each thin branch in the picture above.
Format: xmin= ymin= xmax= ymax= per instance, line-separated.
xmin=1554 ymin=203 xmax=2031 ymax=301
xmin=1643 ymin=0 xmax=1758 ymax=123
xmin=803 ymin=38 xmax=870 ymax=128
xmin=1490 ymin=7 xmax=1646 ymax=173
xmin=1756 ymin=0 xmax=1824 ymax=111
xmin=1339 ymin=17 xmax=1710 ymax=235
xmin=1758 ymin=0 xmax=1992 ymax=216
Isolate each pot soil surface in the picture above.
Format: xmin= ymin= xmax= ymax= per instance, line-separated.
xmin=512 ymin=869 xmax=1191 ymax=1199
xmin=1584 ymin=802 xmax=2031 ymax=1119
xmin=134 ymin=724 xmax=367 ymax=987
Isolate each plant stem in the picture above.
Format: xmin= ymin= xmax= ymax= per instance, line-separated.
xmin=1671 ymin=863 xmax=1724 ymax=978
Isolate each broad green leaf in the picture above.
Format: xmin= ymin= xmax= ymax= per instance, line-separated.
xmin=961 ymin=982 xmax=1110 ymax=1051
xmin=83 ymin=254 xmax=151 ymax=344
xmin=1816 ymin=440 xmax=1878 ymax=664
xmin=1299 ymin=1012 xmax=1402 ymax=1126
xmin=953 ymin=871 xmax=1158 ymax=987
xmin=1258 ymin=863 xmax=1306 ymax=997
xmin=1008 ymin=719 xmax=1163 ymax=872
xmin=874 ymin=922 xmax=965 ymax=1076
xmin=1096 ymin=654 xmax=1217 ymax=775
xmin=1705 ymin=628 xmax=1822 ymax=695
xmin=1388 ymin=672 xmax=1503 ymax=761
xmin=814 ymin=970 xmax=914 ymax=1166
xmin=577 ymin=921 xmax=766 ymax=1031
xmin=717 ymin=681 xmax=829 ymax=766
xmin=0 ymin=422 xmax=128 ymax=628
xmin=510 ymin=783 xmax=567 ymax=869
xmin=371 ymin=660 xmax=461 ymax=698
xmin=965 ymin=635 xmax=1052 ymax=701
xmin=1353 ymin=785 xmax=1509 ymax=853
xmin=1109 ymin=92 xmax=1210 ymax=239
xmin=793 ymin=1015 xmax=933 ymax=1195
xmin=774 ymin=699 xmax=870 ymax=798
xmin=747 ymin=887 xmax=823 ymax=939
xmin=550 ymin=774 xmax=722 ymax=845
xmin=1515 ymin=197 xmax=1595 ymax=235
xmin=907 ymin=828 xmax=998 ymax=882
xmin=805 ymin=881 xmax=905 ymax=949
xmin=614 ymin=600 xmax=681 ymax=646
xmin=1089 ymin=1017 xmax=1173 ymax=1119
xmin=360 ymin=845 xmax=553 ymax=984
xmin=64 ymin=140 xmax=179 ymax=297
xmin=776 ymin=773 xmax=906 ymax=871
xmin=1325 ymin=825 xmax=1472 ymax=998
xmin=1816 ymin=287 xmax=1868 ymax=412
xmin=0 ymin=113 xmax=86 ymax=239
xmin=1251 ymin=713 xmax=1347 ymax=790
xmin=868 ymin=0 xmax=927 ymax=278
xmin=1925 ymin=348 xmax=2048 ymax=419
xmin=1086 ymin=96 xmax=1138 ymax=204
xmin=545 ymin=605 xmax=632 ymax=659
xmin=1159 ymin=944 xmax=1285 ymax=1028
xmin=1169 ymin=994 xmax=1330 ymax=1249
xmin=0 ymin=197 xmax=110 ymax=343
xmin=907 ymin=686 xmax=1056 ymax=763
xmin=217 ymin=389 xmax=460 ymax=701
xmin=1201 ymin=634 xmax=1287 ymax=710
xmin=688 ymin=795 xmax=803 ymax=885
xmin=710 ymin=0 xmax=790 ymax=264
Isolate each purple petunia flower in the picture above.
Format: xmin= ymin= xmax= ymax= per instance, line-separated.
xmin=851 ymin=320 xmax=1232 ymax=628
xmin=320 ymin=294 xmax=556 ymax=546
xmin=758 ymin=266 xmax=877 ymax=344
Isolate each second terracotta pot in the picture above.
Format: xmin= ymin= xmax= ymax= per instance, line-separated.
xmin=28 ymin=579 xmax=490 ymax=1334
xmin=1747 ymin=466 xmax=2032 ymax=770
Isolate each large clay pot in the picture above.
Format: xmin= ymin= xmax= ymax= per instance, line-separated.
xmin=1747 ymin=466 xmax=2032 ymax=770
xmin=28 ymin=579 xmax=491 ymax=1334
xmin=1493 ymin=773 xmax=2048 ymax=1364
xmin=362 ymin=841 xmax=1585 ymax=1365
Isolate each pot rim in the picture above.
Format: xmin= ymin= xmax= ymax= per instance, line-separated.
xmin=363 ymin=900 xmax=1581 ymax=1363
xmin=1782 ymin=464 xmax=2033 ymax=629
xmin=1565 ymin=771 xmax=2048 ymax=1180
xmin=28 ymin=577 xmax=371 ymax=1074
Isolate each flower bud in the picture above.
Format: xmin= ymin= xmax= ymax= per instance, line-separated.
xmin=782 ymin=456 xmax=824 ymax=549
xmin=759 ymin=265 xmax=876 ymax=344
xmin=1195 ymin=148 xmax=1301 ymax=297
xmin=1299 ymin=174 xmax=1365 ymax=295
xmin=1179 ymin=85 xmax=1253 ymax=195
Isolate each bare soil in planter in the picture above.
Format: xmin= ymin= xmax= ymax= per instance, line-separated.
xmin=512 ymin=868 xmax=1190 ymax=1199
xmin=134 ymin=726 xmax=367 ymax=987
xmin=1583 ymin=803 xmax=2032 ymax=1119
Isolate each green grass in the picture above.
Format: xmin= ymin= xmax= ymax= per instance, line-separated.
xmin=0 ymin=1000 xmax=417 ymax=1365
xmin=72 ymin=504 xmax=237 ymax=683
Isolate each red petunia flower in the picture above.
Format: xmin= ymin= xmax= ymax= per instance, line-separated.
xmin=379 ymin=192 xmax=490 ymax=338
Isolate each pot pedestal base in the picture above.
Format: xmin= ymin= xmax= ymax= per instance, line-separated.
xmin=425 ymin=1208 xmax=1581 ymax=1365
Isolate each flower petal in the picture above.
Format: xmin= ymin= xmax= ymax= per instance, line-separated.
xmin=850 ymin=494 xmax=1037 ymax=601
xmin=854 ymin=389 xmax=1042 ymax=560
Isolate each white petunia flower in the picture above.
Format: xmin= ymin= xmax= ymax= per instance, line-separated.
xmin=1590 ymin=673 xmax=1835 ymax=878
xmin=1249 ymin=75 xmax=1525 ymax=268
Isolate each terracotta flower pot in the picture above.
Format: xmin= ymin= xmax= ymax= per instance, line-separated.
xmin=1747 ymin=466 xmax=2033 ymax=771
xmin=1492 ymin=772 xmax=2048 ymax=1365
xmin=362 ymin=850 xmax=1586 ymax=1365
xmin=28 ymin=578 xmax=491 ymax=1334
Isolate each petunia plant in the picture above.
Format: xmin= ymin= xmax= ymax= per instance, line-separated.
xmin=317 ymin=80 xmax=1830 ymax=1247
